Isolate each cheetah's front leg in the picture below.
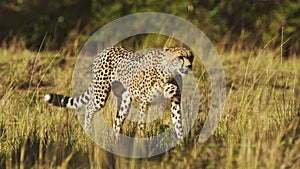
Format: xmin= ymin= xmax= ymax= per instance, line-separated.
xmin=170 ymin=96 xmax=183 ymax=139
xmin=164 ymin=83 xmax=184 ymax=139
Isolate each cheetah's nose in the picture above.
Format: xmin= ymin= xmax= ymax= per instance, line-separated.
xmin=187 ymin=65 xmax=192 ymax=70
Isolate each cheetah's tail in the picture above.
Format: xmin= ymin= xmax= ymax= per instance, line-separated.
xmin=44 ymin=89 xmax=91 ymax=109
xmin=44 ymin=94 xmax=74 ymax=108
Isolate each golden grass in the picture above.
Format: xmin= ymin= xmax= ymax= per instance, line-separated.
xmin=0 ymin=46 xmax=299 ymax=168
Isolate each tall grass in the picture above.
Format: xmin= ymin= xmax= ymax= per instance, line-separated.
xmin=0 ymin=44 xmax=299 ymax=168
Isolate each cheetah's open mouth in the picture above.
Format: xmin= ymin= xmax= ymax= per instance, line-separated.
xmin=178 ymin=69 xmax=189 ymax=76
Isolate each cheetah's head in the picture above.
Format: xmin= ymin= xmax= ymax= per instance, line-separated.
xmin=163 ymin=47 xmax=194 ymax=76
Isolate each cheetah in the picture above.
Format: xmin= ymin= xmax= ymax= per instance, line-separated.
xmin=44 ymin=46 xmax=194 ymax=139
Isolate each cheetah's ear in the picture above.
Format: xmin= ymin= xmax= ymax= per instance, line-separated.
xmin=163 ymin=47 xmax=170 ymax=51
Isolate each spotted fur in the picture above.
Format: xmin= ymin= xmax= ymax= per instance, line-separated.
xmin=44 ymin=46 xmax=194 ymax=139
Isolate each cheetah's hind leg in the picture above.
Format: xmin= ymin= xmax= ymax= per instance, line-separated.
xmin=84 ymin=85 xmax=111 ymax=132
xmin=137 ymin=100 xmax=149 ymax=138
xmin=112 ymin=81 xmax=131 ymax=142
xmin=113 ymin=90 xmax=131 ymax=142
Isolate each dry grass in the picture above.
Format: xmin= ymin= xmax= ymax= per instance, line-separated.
xmin=0 ymin=45 xmax=299 ymax=168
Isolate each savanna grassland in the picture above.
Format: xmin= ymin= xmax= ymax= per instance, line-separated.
xmin=1 ymin=0 xmax=300 ymax=168
xmin=0 ymin=41 xmax=299 ymax=169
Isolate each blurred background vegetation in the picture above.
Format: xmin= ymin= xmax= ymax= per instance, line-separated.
xmin=0 ymin=0 xmax=299 ymax=56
